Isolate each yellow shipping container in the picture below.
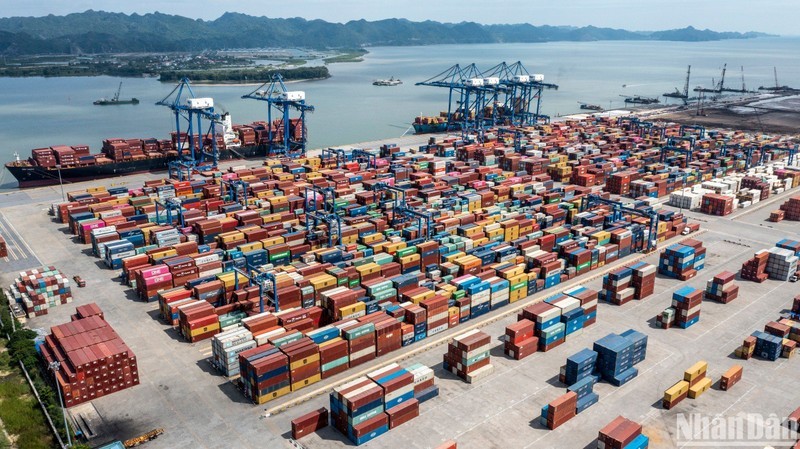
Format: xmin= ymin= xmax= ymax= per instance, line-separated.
xmin=339 ymin=302 xmax=366 ymax=318
xmin=238 ymin=242 xmax=263 ymax=252
xmin=289 ymin=353 xmax=321 ymax=370
xmin=684 ymin=361 xmax=708 ymax=382
xmin=688 ymin=377 xmax=712 ymax=399
xmin=188 ymin=322 xmax=220 ymax=337
xmin=309 ymin=274 xmax=337 ymax=290
xmin=664 ymin=380 xmax=690 ymax=402
xmin=256 ymin=385 xmax=292 ymax=404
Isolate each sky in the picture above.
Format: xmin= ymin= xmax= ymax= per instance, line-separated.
xmin=0 ymin=0 xmax=795 ymax=35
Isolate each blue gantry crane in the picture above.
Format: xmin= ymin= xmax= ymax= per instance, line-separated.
xmin=156 ymin=77 xmax=222 ymax=180
xmin=759 ymin=144 xmax=799 ymax=167
xmin=242 ymin=73 xmax=315 ymax=158
xmin=482 ymin=61 xmax=559 ymax=127
xmin=229 ymin=265 xmax=279 ymax=313
xmin=580 ymin=194 xmax=659 ymax=252
xmin=679 ymin=124 xmax=706 ymax=139
xmin=659 ymin=136 xmax=697 ymax=164
xmin=304 ymin=185 xmax=342 ymax=247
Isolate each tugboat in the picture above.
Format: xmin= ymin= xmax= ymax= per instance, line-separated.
xmin=373 ymin=77 xmax=402 ymax=86
xmin=94 ymin=82 xmax=140 ymax=105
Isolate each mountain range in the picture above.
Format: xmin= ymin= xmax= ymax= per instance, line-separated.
xmin=0 ymin=10 xmax=771 ymax=56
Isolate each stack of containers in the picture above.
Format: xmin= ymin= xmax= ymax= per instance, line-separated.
xmin=561 ymin=348 xmax=598 ymax=385
xmin=179 ymin=301 xmax=220 ymax=342
xmin=366 ymin=363 xmax=419 ymax=430
xmin=779 ymin=196 xmax=800 ymax=220
xmin=211 ymin=328 xmax=255 ymax=377
xmin=563 ymin=285 xmax=599 ymax=326
xmin=520 ymin=302 xmax=564 ymax=352
xmin=547 ymin=294 xmax=585 ymax=340
xmin=540 ymin=391 xmax=578 ymax=430
xmin=330 ymin=377 xmax=389 ymax=445
xmin=599 ymin=266 xmax=636 ymax=305
xmin=740 ymin=250 xmax=770 ymax=282
xmin=343 ymin=321 xmax=376 ymax=368
xmin=765 ymin=247 xmax=798 ymax=281
xmin=406 ymin=362 xmax=439 ymax=403
xmin=662 ymin=361 xmax=710 ymax=409
xmin=443 ymin=330 xmax=493 ymax=383
xmin=629 ymin=262 xmax=656 ymax=300
xmin=597 ymin=416 xmax=649 ymax=449
xmin=658 ymin=240 xmax=706 ymax=280
xmin=504 ymin=319 xmax=538 ymax=360
xmin=593 ymin=330 xmax=647 ymax=387
xmin=9 ymin=266 xmax=72 ymax=317
xmin=658 ymin=286 xmax=703 ymax=329
xmin=750 ymin=331 xmax=783 ymax=361
xmin=39 ymin=305 xmax=139 ymax=407
xmin=238 ymin=344 xmax=290 ymax=404
xmin=700 ymin=193 xmax=735 ymax=216
xmin=281 ymin=337 xmax=321 ymax=392
xmin=704 ymin=271 xmax=739 ymax=303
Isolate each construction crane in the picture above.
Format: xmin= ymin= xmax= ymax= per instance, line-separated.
xmin=580 ymin=194 xmax=659 ymax=252
xmin=663 ymin=65 xmax=691 ymax=104
xmin=694 ymin=64 xmax=727 ymax=100
xmin=242 ymin=73 xmax=315 ymax=157
xmin=722 ymin=66 xmax=754 ymax=94
xmin=757 ymin=67 xmax=800 ymax=93
xmin=156 ymin=78 xmax=222 ymax=181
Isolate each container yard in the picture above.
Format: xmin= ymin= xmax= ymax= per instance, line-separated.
xmin=2 ymin=114 xmax=800 ymax=449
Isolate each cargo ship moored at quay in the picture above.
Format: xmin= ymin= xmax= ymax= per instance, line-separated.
xmin=4 ymin=114 xmax=303 ymax=188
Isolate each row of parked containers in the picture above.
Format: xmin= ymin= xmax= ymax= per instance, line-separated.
xmin=540 ymin=329 xmax=647 ymax=430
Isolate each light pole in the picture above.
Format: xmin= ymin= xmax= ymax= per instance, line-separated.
xmin=55 ymin=165 xmax=65 ymax=201
xmin=48 ymin=361 xmax=72 ymax=447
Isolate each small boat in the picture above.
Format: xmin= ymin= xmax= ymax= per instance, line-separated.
xmin=373 ymin=77 xmax=402 ymax=86
xmin=94 ymin=82 xmax=139 ymax=105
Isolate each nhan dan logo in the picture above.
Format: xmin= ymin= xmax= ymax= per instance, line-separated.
xmin=676 ymin=412 xmax=798 ymax=446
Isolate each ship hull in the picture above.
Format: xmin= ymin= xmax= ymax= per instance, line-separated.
xmin=6 ymin=145 xmax=268 ymax=188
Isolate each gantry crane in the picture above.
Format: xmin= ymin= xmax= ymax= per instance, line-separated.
xmin=156 ymin=77 xmax=222 ymax=180
xmin=304 ymin=185 xmax=342 ymax=247
xmin=580 ymin=194 xmax=659 ymax=252
xmin=371 ymin=182 xmax=435 ymax=244
xmin=482 ymin=61 xmax=558 ymax=127
xmin=659 ymin=136 xmax=697 ymax=164
xmin=242 ymin=73 xmax=314 ymax=157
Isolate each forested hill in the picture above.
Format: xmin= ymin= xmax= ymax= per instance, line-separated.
xmin=0 ymin=10 xmax=770 ymax=55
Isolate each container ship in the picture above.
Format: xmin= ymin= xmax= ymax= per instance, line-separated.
xmin=5 ymin=114 xmax=304 ymax=188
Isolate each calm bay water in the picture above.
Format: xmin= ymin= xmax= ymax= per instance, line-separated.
xmin=1 ymin=37 xmax=798 ymax=188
